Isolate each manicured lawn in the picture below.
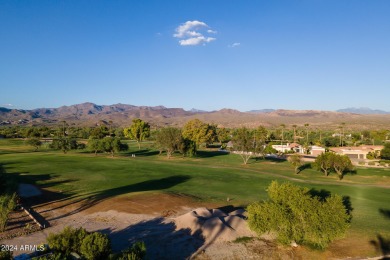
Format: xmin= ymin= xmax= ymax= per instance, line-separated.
xmin=0 ymin=138 xmax=389 ymax=256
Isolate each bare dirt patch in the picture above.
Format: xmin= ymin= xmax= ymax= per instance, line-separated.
xmin=1 ymin=188 xmax=383 ymax=259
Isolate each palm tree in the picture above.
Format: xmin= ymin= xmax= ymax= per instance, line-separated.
xmin=304 ymin=123 xmax=309 ymax=144
xmin=340 ymin=122 xmax=346 ymax=146
xmin=292 ymin=125 xmax=297 ymax=143
xmin=61 ymin=120 xmax=67 ymax=137
xmin=280 ymin=124 xmax=286 ymax=144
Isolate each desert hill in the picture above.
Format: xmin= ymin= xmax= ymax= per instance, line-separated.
xmin=1 ymin=103 xmax=390 ymax=130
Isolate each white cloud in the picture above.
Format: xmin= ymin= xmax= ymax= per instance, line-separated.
xmin=173 ymin=20 xmax=207 ymax=38
xmin=179 ymin=36 xmax=216 ymax=46
xmin=207 ymin=29 xmax=217 ymax=34
xmin=228 ymin=42 xmax=241 ymax=48
xmin=186 ymin=30 xmax=202 ymax=37
xmin=2 ymin=103 xmax=13 ymax=107
xmin=174 ymin=20 xmax=217 ymax=46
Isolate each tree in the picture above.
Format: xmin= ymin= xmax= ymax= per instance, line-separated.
xmin=314 ymin=152 xmax=334 ymax=176
xmin=339 ymin=122 xmax=346 ymax=146
xmin=88 ymin=138 xmax=102 ymax=155
xmin=155 ymin=127 xmax=182 ymax=158
xmin=90 ymin=126 xmax=109 ymax=139
xmin=182 ymin=119 xmax=216 ymax=147
xmin=332 ymin=154 xmax=353 ymax=180
xmin=60 ymin=120 xmax=68 ymax=137
xmin=216 ymin=127 xmax=231 ymax=146
xmin=50 ymin=137 xmax=71 ymax=154
xmin=123 ymin=119 xmax=151 ymax=150
xmin=381 ymin=143 xmax=390 ymax=160
xmin=178 ymin=138 xmax=197 ymax=157
xmin=231 ymin=127 xmax=256 ymax=164
xmin=263 ymin=144 xmax=278 ymax=155
xmin=292 ymin=125 xmax=297 ymax=143
xmin=280 ymin=124 xmax=286 ymax=144
xmin=100 ymin=137 xmax=128 ymax=157
xmin=247 ymin=181 xmax=350 ymax=249
xmin=304 ymin=123 xmax=310 ymax=144
xmin=253 ymin=126 xmax=268 ymax=158
xmin=26 ymin=137 xmax=42 ymax=151
xmin=287 ymin=154 xmax=303 ymax=174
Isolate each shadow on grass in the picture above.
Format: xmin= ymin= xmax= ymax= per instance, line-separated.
xmin=254 ymin=156 xmax=286 ymax=163
xmin=299 ymin=162 xmax=312 ymax=172
xmin=48 ymin=175 xmax=192 ymax=221
xmin=99 ymin=218 xmax=204 ymax=259
xmin=371 ymin=209 xmax=390 ymax=259
xmin=379 ymin=209 xmax=390 ymax=219
xmin=196 ymin=150 xmax=229 ymax=158
xmin=2 ymin=163 xmax=192 ymax=224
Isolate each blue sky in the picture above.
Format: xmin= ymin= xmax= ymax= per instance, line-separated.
xmin=1 ymin=0 xmax=389 ymax=111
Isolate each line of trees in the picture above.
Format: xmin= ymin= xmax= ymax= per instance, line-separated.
xmin=2 ymin=120 xmax=389 ymax=149
xmin=88 ymin=137 xmax=128 ymax=157
xmin=3 ymin=119 xmax=390 ymax=162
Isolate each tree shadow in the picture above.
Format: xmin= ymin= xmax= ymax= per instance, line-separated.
xmin=370 ymin=208 xmax=390 ymax=259
xmin=299 ymin=162 xmax=312 ymax=172
xmin=371 ymin=234 xmax=390 ymax=260
xmin=196 ymin=150 xmax=229 ymax=158
xmin=98 ymin=218 xmax=204 ymax=259
xmin=205 ymin=144 xmax=221 ymax=149
xmin=217 ymin=205 xmax=245 ymax=214
xmin=254 ymin=156 xmax=286 ymax=163
xmin=124 ymin=149 xmax=160 ymax=157
xmin=48 ymin=175 xmax=191 ymax=221
xmin=345 ymin=169 xmax=358 ymax=176
xmin=379 ymin=209 xmax=390 ymax=219
xmin=308 ymin=188 xmax=331 ymax=202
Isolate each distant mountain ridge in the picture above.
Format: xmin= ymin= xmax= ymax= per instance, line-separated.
xmin=247 ymin=109 xmax=275 ymax=114
xmin=1 ymin=102 xmax=390 ymax=129
xmin=336 ymin=107 xmax=390 ymax=114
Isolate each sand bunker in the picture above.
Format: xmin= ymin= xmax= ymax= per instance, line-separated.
xmin=174 ymin=207 xmax=256 ymax=243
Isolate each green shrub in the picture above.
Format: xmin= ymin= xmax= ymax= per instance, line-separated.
xmin=368 ymin=161 xmax=375 ymax=166
xmin=117 ymin=241 xmax=146 ymax=260
xmin=31 ymin=252 xmax=69 ymax=260
xmin=0 ymin=193 xmax=16 ymax=232
xmin=80 ymin=232 xmax=111 ymax=260
xmin=0 ymin=246 xmax=13 ymax=260
xmin=247 ymin=181 xmax=350 ymax=249
xmin=47 ymin=226 xmax=88 ymax=255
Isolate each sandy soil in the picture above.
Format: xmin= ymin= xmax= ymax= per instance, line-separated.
xmin=1 ymin=186 xmax=294 ymax=259
xmin=1 ymin=185 xmax=386 ymax=259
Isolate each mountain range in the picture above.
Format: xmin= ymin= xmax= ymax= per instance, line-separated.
xmin=336 ymin=107 xmax=390 ymax=114
xmin=1 ymin=103 xmax=390 ymax=130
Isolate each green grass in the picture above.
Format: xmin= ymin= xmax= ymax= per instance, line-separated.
xmin=0 ymin=138 xmax=389 ymax=254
